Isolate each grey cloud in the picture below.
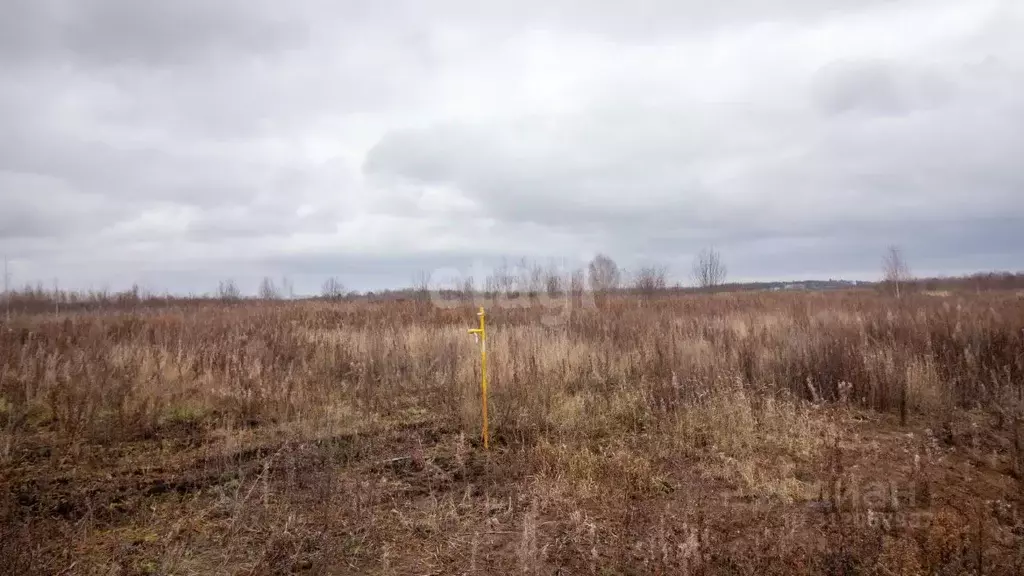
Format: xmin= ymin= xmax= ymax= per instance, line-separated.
xmin=812 ymin=59 xmax=953 ymax=116
xmin=1 ymin=136 xmax=265 ymax=205
xmin=182 ymin=199 xmax=342 ymax=241
xmin=2 ymin=0 xmax=1022 ymax=292
xmin=363 ymin=107 xmax=768 ymax=229
xmin=729 ymin=215 xmax=1024 ymax=280
xmin=0 ymin=126 xmax=351 ymax=243
xmin=364 ymin=45 xmax=1024 ymax=274
xmin=0 ymin=1 xmax=60 ymax=64
xmin=339 ymin=0 xmax=901 ymax=43
xmin=1 ymin=0 xmax=308 ymax=67
xmin=0 ymin=171 xmax=130 ymax=240
xmin=0 ymin=0 xmax=898 ymax=70
xmin=0 ymin=197 xmax=64 ymax=240
xmin=363 ymin=106 xmax=806 ymax=234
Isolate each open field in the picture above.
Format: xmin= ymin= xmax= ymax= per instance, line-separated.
xmin=2 ymin=291 xmax=1024 ymax=574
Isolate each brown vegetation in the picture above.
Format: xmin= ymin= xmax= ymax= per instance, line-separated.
xmin=2 ymin=290 xmax=1024 ymax=574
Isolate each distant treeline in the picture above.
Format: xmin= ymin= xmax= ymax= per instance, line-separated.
xmin=908 ymin=271 xmax=1024 ymax=292
xmin=678 ymin=272 xmax=1024 ymax=294
xmin=2 ymin=271 xmax=1023 ymax=318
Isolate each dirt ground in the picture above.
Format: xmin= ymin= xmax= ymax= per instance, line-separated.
xmin=3 ymin=407 xmax=1022 ymax=575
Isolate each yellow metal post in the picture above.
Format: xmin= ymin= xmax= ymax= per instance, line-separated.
xmin=467 ymin=307 xmax=489 ymax=449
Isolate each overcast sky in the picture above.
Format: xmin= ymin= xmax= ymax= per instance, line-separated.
xmin=1 ymin=0 xmax=1022 ymax=294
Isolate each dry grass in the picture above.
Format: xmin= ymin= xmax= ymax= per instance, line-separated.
xmin=2 ymin=291 xmax=1024 ymax=574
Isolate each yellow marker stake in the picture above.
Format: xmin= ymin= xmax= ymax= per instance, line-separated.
xmin=467 ymin=307 xmax=489 ymax=450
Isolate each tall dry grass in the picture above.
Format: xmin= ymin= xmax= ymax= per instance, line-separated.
xmin=1 ymin=290 xmax=1023 ymax=573
xmin=6 ymin=292 xmax=1020 ymax=447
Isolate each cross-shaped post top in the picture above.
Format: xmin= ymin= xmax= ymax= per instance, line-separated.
xmin=468 ymin=307 xmax=485 ymax=335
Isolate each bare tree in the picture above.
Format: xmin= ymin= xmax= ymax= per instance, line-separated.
xmin=461 ymin=276 xmax=475 ymax=304
xmin=322 ymin=277 xmax=346 ymax=300
xmin=633 ymin=265 xmax=668 ymax=297
xmin=258 ymin=276 xmax=281 ymax=300
xmin=513 ymin=258 xmax=526 ymax=296
xmin=412 ymin=270 xmax=432 ymax=301
xmin=493 ymin=258 xmax=516 ymax=295
xmin=217 ymin=279 xmax=241 ymax=300
xmin=692 ymin=247 xmax=728 ymax=289
xmin=588 ymin=253 xmax=621 ymax=293
xmin=3 ymin=255 xmax=9 ymax=322
xmin=544 ymin=264 xmax=563 ymax=298
xmin=279 ymin=276 xmax=295 ymax=299
xmin=569 ymin=267 xmax=586 ymax=303
xmin=882 ymin=245 xmax=911 ymax=298
xmin=528 ymin=260 xmax=546 ymax=296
